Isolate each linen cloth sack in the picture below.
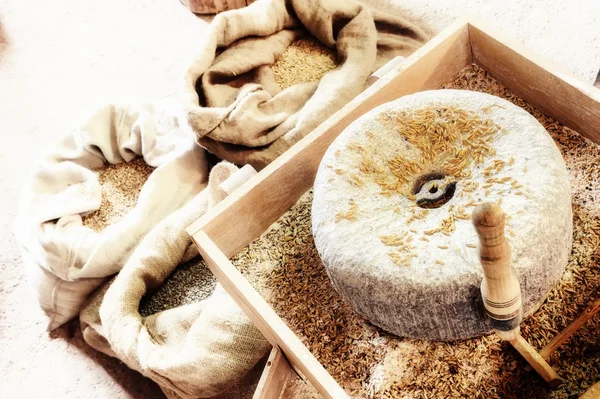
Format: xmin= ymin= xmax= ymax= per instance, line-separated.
xmin=80 ymin=161 xmax=270 ymax=399
xmin=181 ymin=0 xmax=429 ymax=170
xmin=14 ymin=98 xmax=208 ymax=331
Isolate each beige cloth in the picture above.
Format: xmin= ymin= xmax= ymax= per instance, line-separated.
xmin=14 ymin=98 xmax=208 ymax=331
xmin=80 ymin=162 xmax=270 ymax=399
xmin=182 ymin=0 xmax=429 ymax=169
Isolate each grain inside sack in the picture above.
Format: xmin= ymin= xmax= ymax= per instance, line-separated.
xmin=230 ymin=65 xmax=600 ymax=398
xmin=82 ymin=158 xmax=154 ymax=231
xmin=271 ymin=37 xmax=338 ymax=90
xmin=139 ymin=257 xmax=216 ymax=317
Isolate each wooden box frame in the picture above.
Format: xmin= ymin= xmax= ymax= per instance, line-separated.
xmin=188 ymin=16 xmax=600 ymax=398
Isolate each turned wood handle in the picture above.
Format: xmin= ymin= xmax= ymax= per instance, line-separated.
xmin=473 ymin=203 xmax=522 ymax=334
xmin=474 ymin=203 xmax=564 ymax=388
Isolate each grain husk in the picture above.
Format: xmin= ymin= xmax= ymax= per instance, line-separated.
xmin=272 ymin=37 xmax=338 ymax=90
xmin=82 ymin=158 xmax=154 ymax=231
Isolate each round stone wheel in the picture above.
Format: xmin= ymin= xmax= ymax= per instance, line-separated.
xmin=312 ymin=90 xmax=572 ymax=341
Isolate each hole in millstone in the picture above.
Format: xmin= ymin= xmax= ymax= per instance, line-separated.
xmin=412 ymin=172 xmax=446 ymax=195
xmin=417 ymin=182 xmax=456 ymax=209
xmin=412 ymin=171 xmax=457 ymax=209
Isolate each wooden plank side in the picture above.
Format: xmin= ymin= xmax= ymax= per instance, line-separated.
xmin=469 ymin=19 xmax=600 ymax=145
xmin=253 ymin=347 xmax=295 ymax=399
xmin=193 ymin=231 xmax=349 ymax=399
xmin=187 ymin=19 xmax=472 ymax=258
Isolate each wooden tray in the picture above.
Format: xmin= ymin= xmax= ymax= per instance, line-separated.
xmin=188 ymin=16 xmax=600 ymax=398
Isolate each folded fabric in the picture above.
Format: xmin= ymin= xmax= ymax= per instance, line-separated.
xmin=14 ymin=98 xmax=208 ymax=331
xmin=181 ymin=0 xmax=429 ymax=169
xmin=80 ymin=162 xmax=270 ymax=399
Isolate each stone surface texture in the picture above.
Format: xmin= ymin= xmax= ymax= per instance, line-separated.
xmin=312 ymin=90 xmax=572 ymax=341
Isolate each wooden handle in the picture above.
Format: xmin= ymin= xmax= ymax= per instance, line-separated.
xmin=473 ymin=203 xmax=522 ymax=337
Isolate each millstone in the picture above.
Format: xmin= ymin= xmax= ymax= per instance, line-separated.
xmin=312 ymin=90 xmax=572 ymax=341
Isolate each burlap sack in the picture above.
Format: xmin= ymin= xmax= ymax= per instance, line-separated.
xmin=14 ymin=98 xmax=208 ymax=331
xmin=80 ymin=162 xmax=270 ymax=399
xmin=181 ymin=0 xmax=429 ymax=169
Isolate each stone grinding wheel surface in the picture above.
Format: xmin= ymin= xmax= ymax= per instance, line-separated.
xmin=312 ymin=90 xmax=572 ymax=341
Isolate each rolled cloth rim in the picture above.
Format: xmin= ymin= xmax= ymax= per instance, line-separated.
xmin=180 ymin=0 xmax=429 ymax=170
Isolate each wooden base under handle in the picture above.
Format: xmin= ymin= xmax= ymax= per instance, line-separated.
xmin=509 ymin=335 xmax=563 ymax=389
